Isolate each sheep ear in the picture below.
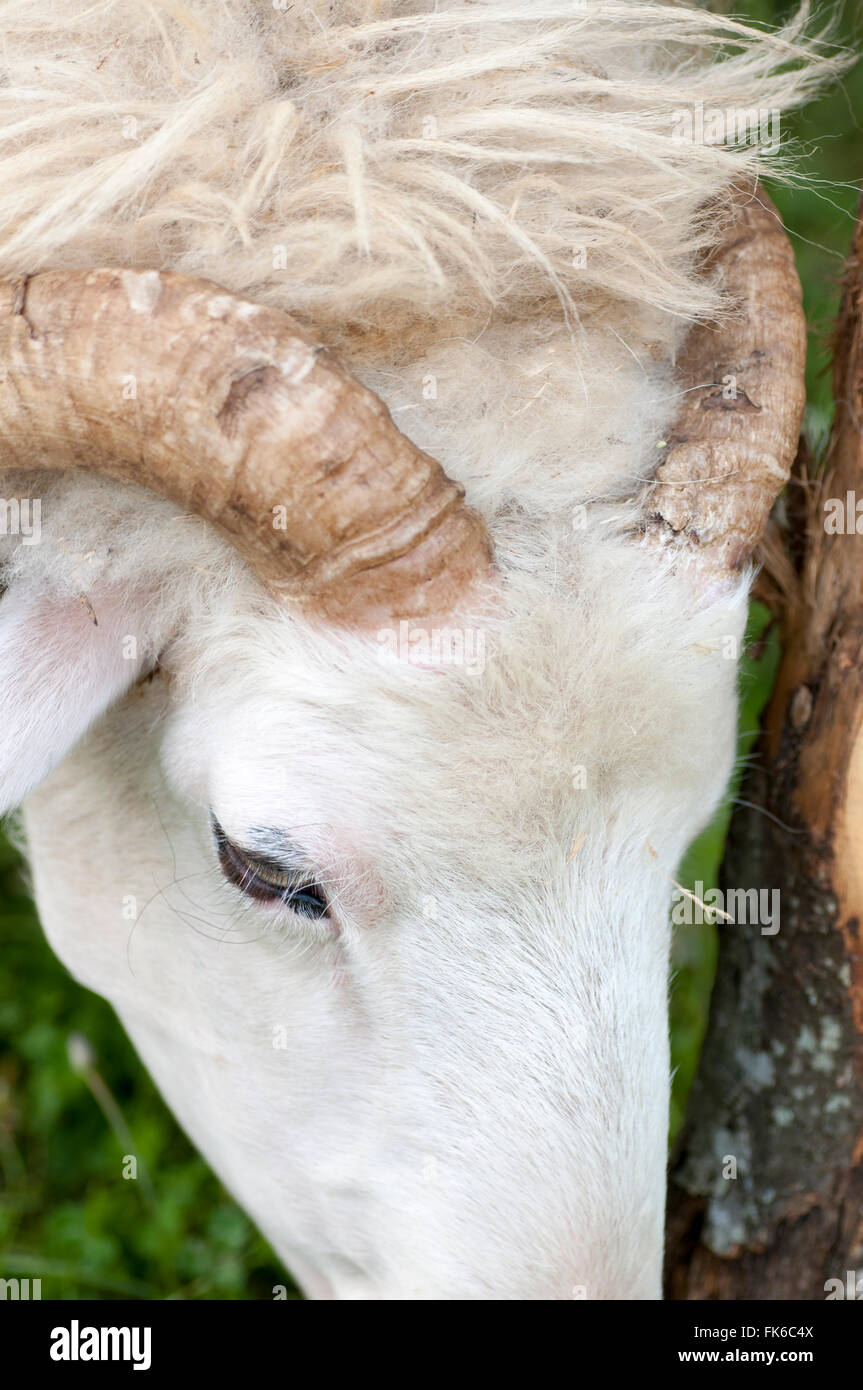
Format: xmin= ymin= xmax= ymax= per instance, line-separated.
xmin=0 ymin=582 xmax=149 ymax=815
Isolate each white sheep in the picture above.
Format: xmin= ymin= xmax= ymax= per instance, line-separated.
xmin=0 ymin=1 xmax=840 ymax=1298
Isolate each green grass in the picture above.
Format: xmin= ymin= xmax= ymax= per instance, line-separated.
xmin=0 ymin=832 xmax=291 ymax=1300
xmin=1 ymin=0 xmax=861 ymax=1299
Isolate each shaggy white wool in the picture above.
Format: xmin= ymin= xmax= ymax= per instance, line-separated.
xmin=0 ymin=0 xmax=844 ymax=538
xmin=0 ymin=1 xmax=838 ymax=333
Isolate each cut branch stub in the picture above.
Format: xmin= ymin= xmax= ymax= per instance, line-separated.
xmin=645 ymin=188 xmax=807 ymax=580
xmin=0 ymin=268 xmax=493 ymax=626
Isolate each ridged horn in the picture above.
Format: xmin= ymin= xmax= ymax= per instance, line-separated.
xmin=644 ymin=186 xmax=806 ymax=580
xmin=0 ymin=268 xmax=493 ymax=625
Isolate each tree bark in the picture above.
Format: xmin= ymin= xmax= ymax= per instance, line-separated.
xmin=665 ymin=194 xmax=863 ymax=1299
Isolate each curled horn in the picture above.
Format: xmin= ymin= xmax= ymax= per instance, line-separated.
xmin=0 ymin=269 xmax=492 ymax=625
xmin=644 ymin=186 xmax=806 ymax=580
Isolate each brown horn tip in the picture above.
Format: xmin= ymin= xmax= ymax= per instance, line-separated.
xmin=644 ymin=186 xmax=807 ymax=581
xmin=0 ymin=268 xmax=493 ymax=626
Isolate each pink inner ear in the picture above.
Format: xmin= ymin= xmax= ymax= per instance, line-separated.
xmin=0 ymin=584 xmax=150 ymax=814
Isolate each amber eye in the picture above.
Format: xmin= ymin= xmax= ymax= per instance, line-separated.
xmin=211 ymin=816 xmax=329 ymax=920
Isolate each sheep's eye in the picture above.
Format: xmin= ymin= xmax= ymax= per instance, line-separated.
xmin=211 ymin=817 xmax=329 ymax=920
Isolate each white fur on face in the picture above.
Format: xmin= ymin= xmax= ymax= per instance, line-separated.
xmin=14 ymin=511 xmax=745 ymax=1299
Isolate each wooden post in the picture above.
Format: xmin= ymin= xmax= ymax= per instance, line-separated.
xmin=666 ymin=194 xmax=863 ymax=1300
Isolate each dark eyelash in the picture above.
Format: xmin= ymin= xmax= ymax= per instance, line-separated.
xmin=211 ymin=817 xmax=329 ymax=920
